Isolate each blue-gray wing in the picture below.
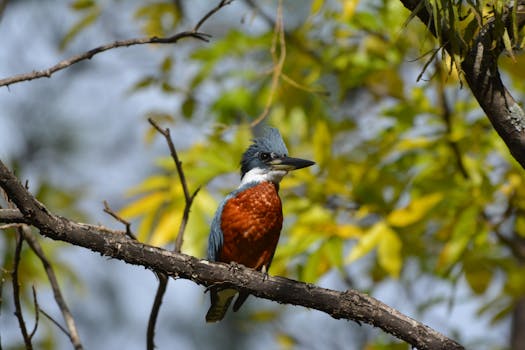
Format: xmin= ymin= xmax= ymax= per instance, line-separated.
xmin=207 ymin=185 xmax=253 ymax=261
xmin=207 ymin=196 xmax=228 ymax=261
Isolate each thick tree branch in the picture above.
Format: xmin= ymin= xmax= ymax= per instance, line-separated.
xmin=0 ymin=0 xmax=235 ymax=88
xmin=0 ymin=208 xmax=29 ymax=224
xmin=400 ymin=0 xmax=525 ymax=169
xmin=0 ymin=160 xmax=464 ymax=350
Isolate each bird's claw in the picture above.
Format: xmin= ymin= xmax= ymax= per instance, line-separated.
xmin=228 ymin=261 xmax=242 ymax=271
xmin=261 ymin=265 xmax=269 ymax=281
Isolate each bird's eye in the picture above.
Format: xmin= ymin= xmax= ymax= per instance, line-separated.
xmin=259 ymin=152 xmax=270 ymax=161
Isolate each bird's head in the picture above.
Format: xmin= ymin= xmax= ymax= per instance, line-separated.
xmin=240 ymin=127 xmax=315 ymax=185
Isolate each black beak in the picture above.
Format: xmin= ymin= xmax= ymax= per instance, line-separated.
xmin=269 ymin=156 xmax=315 ymax=171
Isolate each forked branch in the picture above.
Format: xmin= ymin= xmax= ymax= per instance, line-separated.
xmin=145 ymin=118 xmax=199 ymax=350
xmin=0 ymin=159 xmax=464 ymax=350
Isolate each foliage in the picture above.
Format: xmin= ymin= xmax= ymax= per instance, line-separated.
xmin=6 ymin=0 xmax=525 ymax=349
xmin=112 ymin=0 xmax=525 ymax=347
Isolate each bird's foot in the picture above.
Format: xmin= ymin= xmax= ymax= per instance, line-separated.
xmin=261 ymin=265 xmax=269 ymax=281
xmin=228 ymin=261 xmax=243 ymax=272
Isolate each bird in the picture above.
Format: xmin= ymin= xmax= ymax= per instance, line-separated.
xmin=205 ymin=127 xmax=315 ymax=323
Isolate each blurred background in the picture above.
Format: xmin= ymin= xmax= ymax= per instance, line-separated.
xmin=1 ymin=0 xmax=524 ymax=349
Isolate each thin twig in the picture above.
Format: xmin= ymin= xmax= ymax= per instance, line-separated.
xmin=435 ymin=61 xmax=469 ymax=179
xmin=0 ymin=223 xmax=25 ymax=230
xmin=148 ymin=118 xmax=201 ymax=250
xmin=145 ymin=119 xmax=199 ymax=350
xmin=0 ymin=32 xmax=210 ymax=88
xmin=29 ymin=286 xmax=40 ymax=339
xmin=281 ymin=73 xmax=329 ymax=96
xmin=21 ymin=227 xmax=84 ymax=350
xmin=244 ymin=0 xmax=322 ymax=64
xmin=1 ymin=0 xmax=236 ymax=88
xmin=12 ymin=230 xmax=33 ymax=350
xmin=193 ymin=0 xmax=234 ymax=32
xmin=146 ymin=272 xmax=168 ymax=350
xmin=39 ymin=307 xmax=72 ymax=339
xmin=144 ymin=122 xmax=199 ymax=349
xmin=251 ymin=0 xmax=285 ymax=127
xmin=148 ymin=118 xmax=192 ymax=205
xmin=103 ymin=200 xmax=136 ymax=240
xmin=483 ymin=206 xmax=525 ymax=262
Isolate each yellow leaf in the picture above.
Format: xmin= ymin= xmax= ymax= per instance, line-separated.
xmin=500 ymin=173 xmax=522 ymax=196
xmin=302 ymin=246 xmax=325 ymax=283
xmin=311 ymin=0 xmax=324 ymax=15
xmin=335 ymin=224 xmax=363 ymax=239
xmin=437 ymin=206 xmax=478 ymax=273
xmin=119 ymin=192 xmax=166 ymax=219
xmin=312 ymin=120 xmax=332 ymax=167
xmin=464 ymin=262 xmax=493 ymax=294
xmin=503 ymin=28 xmax=516 ymax=62
xmin=378 ymin=228 xmax=402 ymax=278
xmin=387 ymin=193 xmax=443 ymax=227
xmin=151 ymin=210 xmax=180 ymax=246
xmin=126 ymin=175 xmax=170 ymax=196
xmin=60 ymin=7 xmax=100 ymax=50
xmin=395 ymin=137 xmax=432 ymax=152
xmin=135 ymin=211 xmax=154 ymax=241
xmin=248 ymin=310 xmax=279 ymax=322
xmin=296 ymin=204 xmax=332 ymax=226
xmin=346 ymin=221 xmax=384 ymax=263
xmin=340 ymin=0 xmax=359 ymax=21
xmin=276 ymin=332 xmax=297 ymax=350
xmin=463 ymin=155 xmax=483 ymax=186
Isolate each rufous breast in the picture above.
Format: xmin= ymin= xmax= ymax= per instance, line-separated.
xmin=219 ymin=181 xmax=283 ymax=270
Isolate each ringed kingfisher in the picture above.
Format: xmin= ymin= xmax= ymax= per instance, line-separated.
xmin=206 ymin=127 xmax=315 ymax=323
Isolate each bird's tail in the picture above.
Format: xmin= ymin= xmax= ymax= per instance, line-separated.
xmin=206 ymin=288 xmax=237 ymax=323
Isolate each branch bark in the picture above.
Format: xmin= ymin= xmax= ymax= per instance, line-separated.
xmin=0 ymin=160 xmax=464 ymax=350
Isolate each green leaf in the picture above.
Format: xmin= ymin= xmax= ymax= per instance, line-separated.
xmin=311 ymin=0 xmax=324 ymax=15
xmin=301 ymin=246 xmax=323 ymax=283
xmin=160 ymin=56 xmax=173 ymax=73
xmin=387 ymin=193 xmax=443 ymax=227
xmin=182 ymin=97 xmax=195 ymax=119
xmin=60 ymin=7 xmax=100 ymax=50
xmin=437 ymin=205 xmax=479 ymax=274
xmin=346 ymin=221 xmax=384 ymax=263
xmin=377 ymin=227 xmax=402 ymax=278
xmin=151 ymin=208 xmax=180 ymax=246
xmin=70 ymin=0 xmax=95 ymax=10
xmin=464 ymin=260 xmax=493 ymax=294
xmin=502 ymin=28 xmax=516 ymax=62
xmin=312 ymin=120 xmax=332 ymax=167
xmin=134 ymin=2 xmax=180 ymax=37
xmin=128 ymin=76 xmax=158 ymax=93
